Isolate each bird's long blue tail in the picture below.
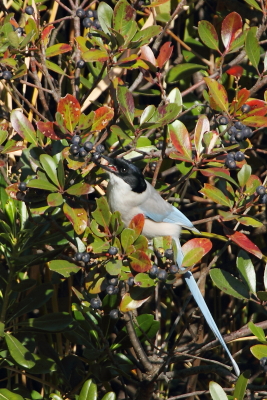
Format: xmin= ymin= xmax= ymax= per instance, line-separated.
xmin=174 ymin=237 xmax=240 ymax=376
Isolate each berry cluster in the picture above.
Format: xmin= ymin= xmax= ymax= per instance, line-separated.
xmin=256 ymin=185 xmax=267 ymax=204
xmin=217 ymin=105 xmax=253 ymax=144
xmin=148 ymin=248 xmax=179 ymax=282
xmin=74 ymin=251 xmax=91 ymax=264
xmin=69 ymin=135 xmax=105 ymax=161
xmin=75 ymin=8 xmax=101 ymax=29
xmin=225 ymin=151 xmax=245 ymax=169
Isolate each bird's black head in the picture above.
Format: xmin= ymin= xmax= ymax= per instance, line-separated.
xmin=101 ymin=156 xmax=147 ymax=193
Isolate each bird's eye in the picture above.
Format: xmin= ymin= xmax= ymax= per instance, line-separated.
xmin=120 ymin=167 xmax=127 ymax=173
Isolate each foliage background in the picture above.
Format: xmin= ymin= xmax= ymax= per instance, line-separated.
xmin=0 ymin=0 xmax=267 ymax=399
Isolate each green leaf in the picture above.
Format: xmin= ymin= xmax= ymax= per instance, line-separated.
xmin=40 ymin=154 xmax=60 ymax=188
xmin=121 ymin=228 xmax=135 ymax=253
xmin=130 ymin=26 xmax=162 ymax=48
xmin=248 ymin=321 xmax=266 ymax=342
xmin=134 ymin=273 xmax=154 ymax=287
xmin=250 ymin=344 xmax=267 ymax=359
xmin=0 ymin=389 xmax=24 ymax=400
xmin=27 ymin=312 xmax=73 ymax=331
xmin=209 ymin=381 xmax=228 ymax=400
xmin=92 ymin=197 xmax=111 ymax=229
xmin=78 ymin=379 xmax=97 ymax=400
xmin=117 ymin=86 xmax=135 ymax=127
xmin=97 ymin=2 xmax=113 ymax=34
xmin=140 ymin=105 xmax=156 ymax=125
xmin=198 ymin=20 xmax=220 ymax=51
xmin=182 ymin=238 xmax=212 ymax=267
xmin=210 ymin=268 xmax=250 ymax=299
xmin=233 ymin=370 xmax=250 ymax=400
xmin=47 ymin=192 xmax=63 ymax=207
xmin=9 ymin=283 xmax=54 ymax=321
xmin=237 ymin=164 xmax=251 ymax=187
xmin=101 ymin=393 xmax=116 ymax=400
xmin=113 ymin=0 xmax=135 ymax=35
xmin=236 ymin=250 xmax=256 ymax=294
xmin=82 ymin=49 xmax=109 ymax=62
xmin=200 ymin=184 xmax=233 ymax=207
xmin=45 ymin=43 xmax=72 ymax=57
xmin=105 ymin=259 xmax=122 ymax=276
xmin=10 ymin=110 xmax=37 ymax=145
xmin=200 ymin=168 xmax=238 ymax=187
xmin=0 ymin=129 xmax=8 ymax=146
xmin=5 ymin=333 xmax=35 ymax=369
xmin=27 ymin=178 xmax=59 ymax=192
xmin=167 ymin=63 xmax=207 ymax=83
xmin=243 ymin=0 xmax=262 ymax=11
xmin=48 ymin=260 xmax=81 ymax=278
xmin=66 ymin=182 xmax=93 ymax=196
xmin=119 ymin=287 xmax=154 ymax=312
xmin=45 ymin=59 xmax=68 ymax=76
xmin=133 ymin=314 xmax=160 ymax=339
xmin=245 ymin=27 xmax=260 ymax=71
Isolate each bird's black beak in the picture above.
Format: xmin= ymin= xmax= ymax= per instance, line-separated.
xmin=99 ymin=155 xmax=119 ymax=174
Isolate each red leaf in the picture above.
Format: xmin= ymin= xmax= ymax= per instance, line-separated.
xmin=157 ymin=42 xmax=173 ymax=69
xmin=129 ymin=214 xmax=145 ymax=237
xmin=5 ymin=183 xmax=19 ymax=200
xmin=36 ymin=121 xmax=61 ymax=140
xmin=230 ymin=88 xmax=250 ymax=112
xmin=221 ymin=12 xmax=243 ymax=51
xmin=41 ymin=25 xmax=54 ymax=42
xmin=57 ymin=94 xmax=81 ymax=133
xmin=92 ymin=106 xmax=114 ymax=131
xmin=224 ymin=227 xmax=262 ymax=259
xmin=243 ymin=99 xmax=267 ymax=116
xmin=226 ymin=65 xmax=243 ymax=77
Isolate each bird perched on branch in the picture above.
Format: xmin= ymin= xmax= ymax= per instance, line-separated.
xmin=100 ymin=155 xmax=240 ymax=376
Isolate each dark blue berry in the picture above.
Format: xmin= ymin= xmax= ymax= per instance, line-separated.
xmin=149 ymin=162 xmax=157 ymax=171
xmin=241 ymin=104 xmax=251 ymax=113
xmin=71 ymin=135 xmax=81 ymax=145
xmin=256 ymin=186 xmax=266 ymax=196
xmin=108 ymin=246 xmax=118 ymax=256
xmin=85 ymin=9 xmax=95 ymax=17
xmin=93 ymin=19 xmax=101 ymax=30
xmin=83 ymin=17 xmax=92 ymax=28
xmin=225 ymin=157 xmax=236 ymax=169
xmin=235 ymin=130 xmax=244 ymax=142
xmin=106 ymin=285 xmax=115 ymax=295
xmin=108 ymin=276 xmax=118 ymax=286
xmin=74 ymin=252 xmax=83 ymax=261
xmin=79 ymin=147 xmax=88 ymax=158
xmin=15 ymin=27 xmax=24 ymax=35
xmin=149 ymin=265 xmax=158 ymax=278
xmin=76 ymin=8 xmax=85 ymax=18
xmin=218 ymin=116 xmax=228 ymax=125
xmin=70 ymin=144 xmax=80 ymax=155
xmin=82 ymin=253 xmax=90 ymax=263
xmin=259 ymin=193 xmax=267 ymax=204
xmin=25 ymin=5 xmax=34 ymax=15
xmin=169 ymin=265 xmax=179 ymax=275
xmin=234 ymin=151 xmax=245 ymax=162
xmin=234 ymin=121 xmax=244 ymax=130
xmin=157 ymin=269 xmax=168 ymax=281
xmin=77 ymin=60 xmax=85 ymax=69
xmin=243 ymin=127 xmax=253 ymax=138
xmin=84 ymin=141 xmax=93 ymax=151
xmin=18 ymin=182 xmax=27 ymax=191
xmin=127 ymin=277 xmax=134 ymax=286
xmin=156 ymin=141 xmax=163 ymax=149
xmin=90 ymin=298 xmax=101 ymax=309
xmin=164 ymin=249 xmax=173 ymax=259
xmin=109 ymin=309 xmax=119 ymax=319
xmin=91 ymin=152 xmax=101 ymax=162
xmin=229 ymin=135 xmax=237 ymax=144
xmin=228 ymin=126 xmax=237 ymax=135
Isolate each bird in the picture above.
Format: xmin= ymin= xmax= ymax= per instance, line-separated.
xmin=100 ymin=155 xmax=240 ymax=376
